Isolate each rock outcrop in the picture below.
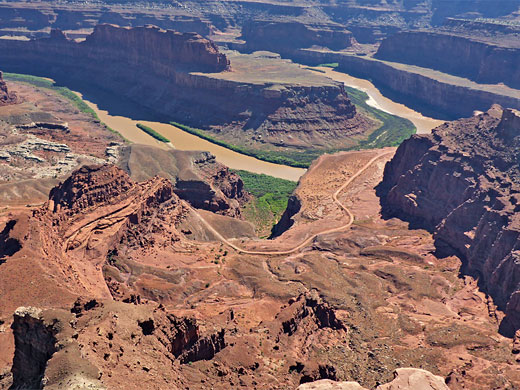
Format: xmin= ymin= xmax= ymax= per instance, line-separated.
xmin=0 ymin=71 xmax=17 ymax=106
xmin=375 ymin=31 xmax=520 ymax=89
xmin=9 ymin=301 xmax=226 ymax=390
xmin=298 ymin=368 xmax=450 ymax=390
xmin=0 ymin=164 xmax=253 ymax=310
xmin=11 ymin=306 xmax=105 ymax=390
xmin=379 ymin=105 xmax=520 ymax=335
xmin=119 ymin=145 xmax=250 ymax=218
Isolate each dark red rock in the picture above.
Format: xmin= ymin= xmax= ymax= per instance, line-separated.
xmin=379 ymin=105 xmax=520 ymax=336
xmin=0 ymin=71 xmax=18 ymax=106
xmin=84 ymin=24 xmax=229 ymax=73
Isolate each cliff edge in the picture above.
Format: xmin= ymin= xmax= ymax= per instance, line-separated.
xmin=379 ymin=105 xmax=520 ymax=336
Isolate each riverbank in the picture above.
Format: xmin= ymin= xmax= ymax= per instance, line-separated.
xmin=293 ymin=49 xmax=520 ymax=119
xmin=314 ymin=66 xmax=445 ymax=133
xmin=78 ymin=92 xmax=307 ymax=182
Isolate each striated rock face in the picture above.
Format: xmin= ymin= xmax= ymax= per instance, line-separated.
xmin=83 ymin=24 xmax=229 ymax=73
xmin=375 ymin=31 xmax=520 ymax=89
xmin=47 ymin=164 xmax=139 ymax=214
xmin=379 ymin=105 xmax=520 ymax=335
xmin=0 ymin=71 xmax=17 ymax=106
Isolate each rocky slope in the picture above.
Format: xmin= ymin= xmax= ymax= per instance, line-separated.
xmin=9 ymin=301 xmax=227 ymax=390
xmin=0 ymin=164 xmax=254 ymax=312
xmin=375 ymin=30 xmax=520 ymax=89
xmin=298 ymin=368 xmax=450 ymax=390
xmin=379 ymin=105 xmax=520 ymax=336
xmin=0 ymin=74 xmax=122 ymax=204
xmin=1 ymin=149 xmax=519 ymax=389
xmin=119 ymin=145 xmax=250 ymax=218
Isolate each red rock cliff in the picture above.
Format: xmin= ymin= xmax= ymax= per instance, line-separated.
xmin=375 ymin=31 xmax=520 ymax=89
xmin=83 ymin=24 xmax=229 ymax=73
xmin=379 ymin=105 xmax=520 ymax=336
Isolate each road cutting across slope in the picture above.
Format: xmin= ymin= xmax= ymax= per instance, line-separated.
xmin=192 ymin=151 xmax=394 ymax=255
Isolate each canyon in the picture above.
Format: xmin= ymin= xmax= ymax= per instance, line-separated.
xmin=2 ymin=0 xmax=518 ymax=45
xmin=0 ymin=77 xmax=250 ymax=220
xmin=0 ymin=24 xmax=401 ymax=163
xmin=1 ymin=1 xmax=518 ymax=124
xmin=290 ymin=49 xmax=520 ymax=120
xmin=375 ymin=31 xmax=520 ymax=90
xmin=1 ymin=0 xmax=520 ymax=388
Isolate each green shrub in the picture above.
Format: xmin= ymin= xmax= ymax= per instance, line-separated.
xmin=232 ymin=170 xmax=297 ymax=236
xmin=136 ymin=123 xmax=170 ymax=143
xmin=318 ymin=62 xmax=339 ymax=68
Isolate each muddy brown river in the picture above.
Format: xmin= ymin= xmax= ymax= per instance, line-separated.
xmin=76 ymin=69 xmax=444 ymax=181
xmin=78 ymin=93 xmax=307 ymax=181
xmin=316 ymin=67 xmax=445 ymax=134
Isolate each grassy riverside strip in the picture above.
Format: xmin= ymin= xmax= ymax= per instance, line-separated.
xmin=232 ymin=169 xmax=297 ymax=237
xmin=4 ymin=72 xmax=127 ymax=141
xmin=317 ymin=62 xmax=339 ymax=68
xmin=136 ymin=123 xmax=170 ymax=143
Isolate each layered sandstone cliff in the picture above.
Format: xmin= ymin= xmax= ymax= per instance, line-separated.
xmin=375 ymin=31 xmax=520 ymax=89
xmin=82 ymin=24 xmax=229 ymax=73
xmin=379 ymin=105 xmax=520 ymax=335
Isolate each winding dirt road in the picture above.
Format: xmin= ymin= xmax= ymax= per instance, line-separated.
xmin=193 ymin=151 xmax=393 ymax=256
